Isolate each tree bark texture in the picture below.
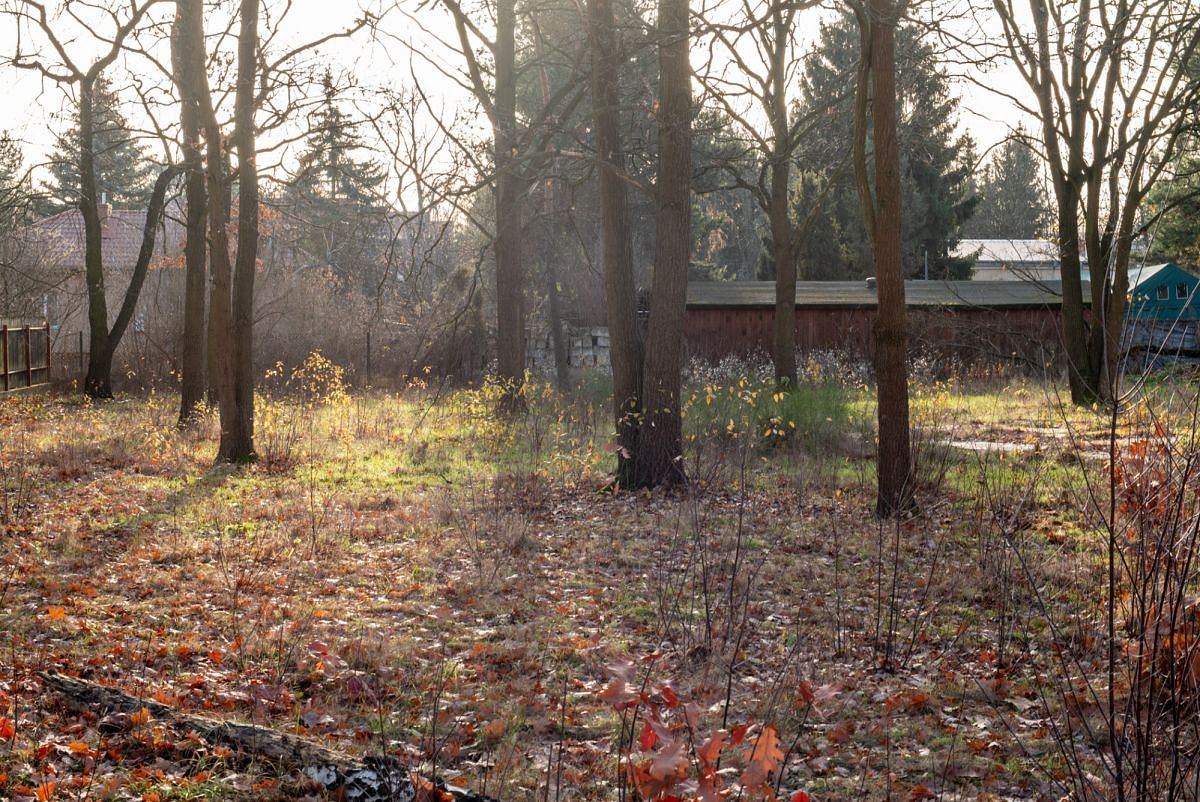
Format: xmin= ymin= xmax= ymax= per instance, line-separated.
xmin=173 ymin=0 xmax=208 ymax=424
xmin=493 ymin=0 xmax=526 ymax=407
xmin=220 ymin=0 xmax=259 ymax=463
xmin=588 ymin=0 xmax=644 ymax=488
xmin=863 ymin=0 xmax=914 ymax=517
xmin=79 ymin=75 xmax=112 ymax=399
xmin=768 ymin=7 xmax=797 ymax=388
xmin=635 ymin=0 xmax=690 ymax=488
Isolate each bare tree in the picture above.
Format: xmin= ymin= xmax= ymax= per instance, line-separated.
xmin=851 ymin=0 xmax=915 ymax=516
xmin=990 ymin=0 xmax=1200 ymax=403
xmin=696 ymin=0 xmax=831 ymax=388
xmin=6 ymin=0 xmax=179 ymax=399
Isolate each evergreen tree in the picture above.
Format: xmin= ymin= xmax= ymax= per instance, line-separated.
xmin=1146 ymin=151 xmax=1200 ymax=271
xmin=961 ymin=134 xmax=1051 ymax=239
xmin=0 ymin=134 xmax=32 ymax=229
xmin=794 ymin=14 xmax=976 ymax=280
xmin=44 ymin=76 xmax=155 ymax=210
xmin=286 ymin=74 xmax=388 ymax=288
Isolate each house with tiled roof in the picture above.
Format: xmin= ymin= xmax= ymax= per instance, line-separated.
xmin=11 ymin=201 xmax=185 ymax=380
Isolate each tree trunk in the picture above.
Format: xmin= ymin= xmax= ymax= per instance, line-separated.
xmin=1055 ymin=185 xmax=1097 ymax=404
xmin=79 ymin=76 xmax=113 ymax=399
xmin=173 ymin=0 xmax=208 ymax=425
xmin=78 ymin=70 xmax=181 ymax=400
xmin=178 ymin=0 xmax=239 ymax=464
xmin=635 ymin=0 xmax=690 ymax=488
xmin=220 ymin=0 xmax=259 ymax=463
xmin=494 ymin=0 xmax=525 ymax=409
xmin=768 ymin=7 xmax=796 ymax=389
xmin=40 ymin=672 xmax=500 ymax=802
xmin=863 ymin=0 xmax=914 ymax=517
xmin=769 ymin=154 xmax=796 ymax=388
xmin=588 ymin=0 xmax=644 ymax=488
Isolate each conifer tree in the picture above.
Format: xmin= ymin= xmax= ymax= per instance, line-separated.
xmin=45 ymin=75 xmax=154 ymax=210
xmin=962 ymin=134 xmax=1051 ymax=239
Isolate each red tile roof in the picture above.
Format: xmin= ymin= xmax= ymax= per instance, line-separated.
xmin=28 ymin=205 xmax=184 ymax=272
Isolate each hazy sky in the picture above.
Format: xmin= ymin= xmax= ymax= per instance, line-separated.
xmin=0 ymin=0 xmax=1026 ymax=192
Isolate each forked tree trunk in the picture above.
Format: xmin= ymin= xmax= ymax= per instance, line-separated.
xmin=173 ymin=1 xmax=208 ymax=424
xmin=862 ymin=0 xmax=914 ymax=517
xmin=635 ymin=0 xmax=690 ymax=488
xmin=78 ymin=78 xmax=181 ymax=401
xmin=588 ymin=0 xmax=644 ymax=488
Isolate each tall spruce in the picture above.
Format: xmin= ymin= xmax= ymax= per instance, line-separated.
xmin=796 ymin=14 xmax=975 ymax=280
xmin=287 ymin=74 xmax=387 ymax=290
xmin=962 ymin=134 xmax=1051 ymax=239
xmin=45 ymin=76 xmax=155 ymax=211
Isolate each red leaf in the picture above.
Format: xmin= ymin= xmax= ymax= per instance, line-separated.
xmin=696 ymin=731 xmax=726 ymax=768
xmin=638 ymin=718 xmax=657 ymax=751
xmin=0 ymin=717 xmax=13 ymax=740
xmin=659 ymin=685 xmax=679 ymax=709
xmin=730 ymin=723 xmax=749 ymax=746
xmin=797 ymin=680 xmax=815 ymax=706
xmin=791 ymin=792 xmax=812 ymax=802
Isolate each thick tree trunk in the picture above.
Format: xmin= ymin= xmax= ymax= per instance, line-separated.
xmin=173 ymin=1 xmax=208 ymax=425
xmin=494 ymin=0 xmax=525 ymax=408
xmin=79 ymin=76 xmax=113 ymax=399
xmin=177 ymin=0 xmax=240 ymax=463
xmin=635 ymin=0 xmax=690 ymax=488
xmin=589 ymin=0 xmax=644 ymax=488
xmin=864 ymin=0 xmax=914 ymax=517
xmin=1055 ymin=185 xmax=1097 ymax=404
xmin=220 ymin=0 xmax=259 ymax=463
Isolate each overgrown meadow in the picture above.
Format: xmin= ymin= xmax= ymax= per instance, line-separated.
xmin=1 ymin=354 xmax=1198 ymax=801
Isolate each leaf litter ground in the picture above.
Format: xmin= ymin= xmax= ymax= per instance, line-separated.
xmin=0 ymin=388 xmax=1114 ymax=801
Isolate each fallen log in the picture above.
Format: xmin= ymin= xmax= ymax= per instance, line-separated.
xmin=38 ymin=671 xmax=499 ymax=802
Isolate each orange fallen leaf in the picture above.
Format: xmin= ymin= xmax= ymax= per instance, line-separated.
xmin=68 ymin=741 xmax=90 ymax=754
xmin=36 ymin=781 xmax=56 ymax=801
xmin=130 ymin=707 xmax=151 ymax=725
xmin=47 ymin=607 xmax=66 ymax=621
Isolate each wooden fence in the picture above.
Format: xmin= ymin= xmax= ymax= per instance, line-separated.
xmin=2 ymin=322 xmax=51 ymax=392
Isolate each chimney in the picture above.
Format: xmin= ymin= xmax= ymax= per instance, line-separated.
xmin=99 ymin=192 xmax=113 ymax=237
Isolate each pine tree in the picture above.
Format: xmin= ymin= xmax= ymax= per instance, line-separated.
xmin=962 ymin=134 xmax=1051 ymax=239
xmin=44 ymin=76 xmax=155 ymax=210
xmin=287 ymin=74 xmax=387 ymax=288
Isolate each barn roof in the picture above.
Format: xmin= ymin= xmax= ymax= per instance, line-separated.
xmin=687 ymin=280 xmax=1088 ymax=310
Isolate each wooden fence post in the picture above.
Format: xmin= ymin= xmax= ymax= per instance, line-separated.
xmin=45 ymin=321 xmax=51 ymax=383
xmin=24 ymin=325 xmax=32 ymax=388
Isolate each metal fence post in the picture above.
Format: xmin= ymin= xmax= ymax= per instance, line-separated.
xmin=44 ymin=321 xmax=51 ymax=383
xmin=78 ymin=331 xmax=84 ymax=378
xmin=1 ymin=325 xmax=8 ymax=392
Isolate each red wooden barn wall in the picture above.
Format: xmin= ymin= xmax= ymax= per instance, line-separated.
xmin=683 ymin=307 xmax=1064 ymax=365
